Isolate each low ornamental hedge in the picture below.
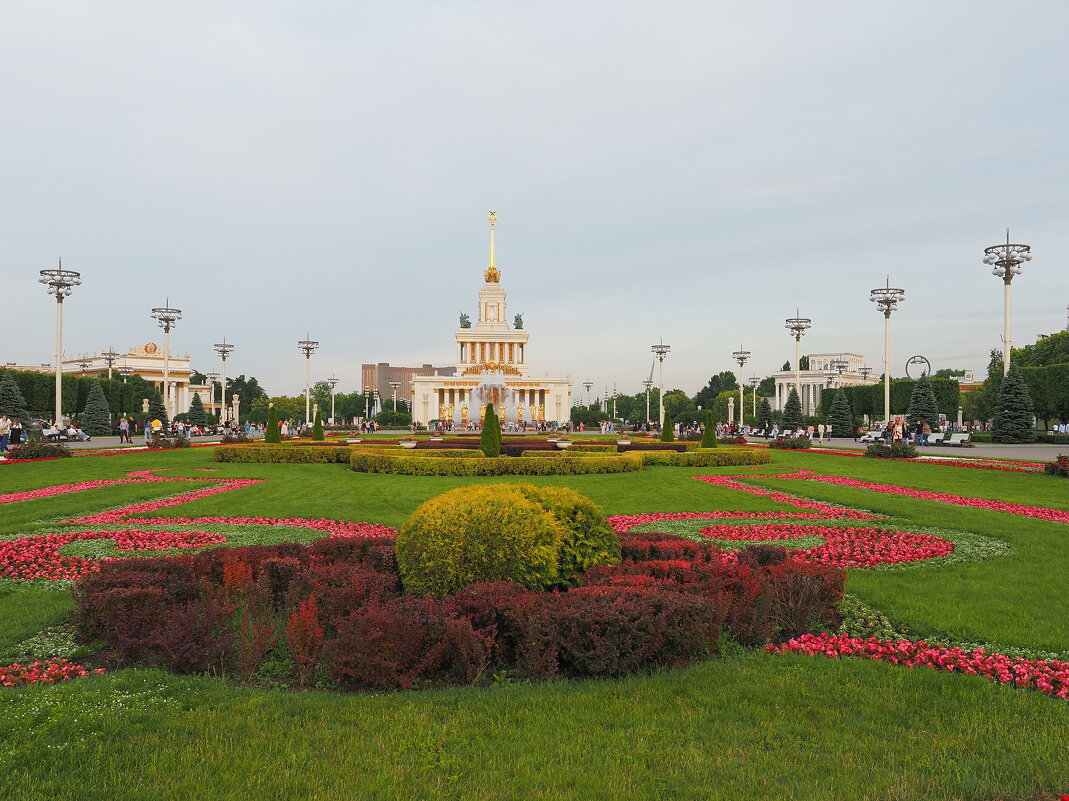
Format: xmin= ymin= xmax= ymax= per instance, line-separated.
xmin=71 ymin=533 xmax=844 ymax=690
xmin=639 ymin=449 xmax=770 ymax=467
xmin=770 ymin=437 xmax=811 ymax=450
xmin=865 ymin=442 xmax=918 ymax=459
xmin=350 ymin=451 xmax=643 ymax=476
xmin=215 ymin=445 xmax=356 ymax=464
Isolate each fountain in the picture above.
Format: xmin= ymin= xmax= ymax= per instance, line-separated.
xmin=467 ymin=369 xmax=518 ymax=425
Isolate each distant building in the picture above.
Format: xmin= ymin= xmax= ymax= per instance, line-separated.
xmin=772 ymin=353 xmax=880 ymax=416
xmin=361 ymin=363 xmax=456 ymax=408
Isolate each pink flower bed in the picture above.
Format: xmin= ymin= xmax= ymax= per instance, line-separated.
xmin=768 ymin=633 xmax=1069 ymax=699
xmin=0 ymin=658 xmax=106 ymax=686
xmin=699 ymin=523 xmax=954 ymax=567
xmin=694 ymin=473 xmax=880 ymax=519
xmin=808 ymin=448 xmax=1045 ymax=473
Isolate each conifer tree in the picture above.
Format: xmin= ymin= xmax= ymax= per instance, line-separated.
xmin=80 ymin=379 xmax=113 ymax=436
xmin=700 ymin=409 xmax=718 ymax=448
xmin=147 ymin=390 xmax=169 ymax=427
xmin=991 ymin=364 xmax=1037 ymax=443
xmin=660 ymin=410 xmax=675 ymax=442
xmin=264 ymin=404 xmax=281 ymax=443
xmin=0 ymin=373 xmax=30 ymax=424
xmin=782 ymin=387 xmax=803 ymax=430
xmin=187 ymin=393 xmax=208 ymax=426
xmin=826 ymin=389 xmax=854 ymax=438
xmin=757 ymin=397 xmax=773 ymax=426
xmin=906 ymin=373 xmax=941 ymax=431
xmin=480 ymin=404 xmax=501 ymax=456
xmin=312 ymin=410 xmax=324 ymax=441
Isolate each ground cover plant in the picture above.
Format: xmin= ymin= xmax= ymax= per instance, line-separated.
xmin=1 ymin=446 xmax=1068 ymax=799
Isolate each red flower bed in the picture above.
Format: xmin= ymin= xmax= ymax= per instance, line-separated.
xmin=769 ymin=633 xmax=1069 ymax=699
xmin=0 ymin=658 xmax=106 ymax=686
xmin=71 ymin=530 xmax=844 ymax=691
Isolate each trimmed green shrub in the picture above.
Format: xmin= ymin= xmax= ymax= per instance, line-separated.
xmin=700 ymin=410 xmax=718 ymax=448
xmin=992 ymin=364 xmax=1037 ymax=443
xmin=215 ymin=445 xmax=354 ymax=463
xmin=350 ymin=451 xmax=643 ymax=476
xmin=480 ymin=404 xmax=501 ymax=457
xmin=864 ymin=442 xmax=917 ymax=459
xmin=397 ymin=449 xmax=485 ymax=458
xmin=782 ymin=387 xmax=803 ymax=430
xmin=568 ymin=444 xmax=617 ymax=452
xmin=396 ymin=484 xmax=620 ymax=596
xmin=264 ymin=405 xmax=281 ymax=444
xmin=311 ymin=411 xmax=324 ymax=441
xmin=639 ymin=449 xmax=771 ymax=467
xmin=770 ymin=436 xmax=811 ymax=450
xmin=660 ymin=411 xmax=674 ymax=442
xmin=10 ymin=441 xmax=72 ymax=460
xmin=80 ymin=379 xmax=113 ymax=436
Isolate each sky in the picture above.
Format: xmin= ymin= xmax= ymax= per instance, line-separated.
xmin=2 ymin=1 xmax=1067 ymax=400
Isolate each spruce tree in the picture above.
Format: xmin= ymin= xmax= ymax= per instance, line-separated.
xmin=187 ymin=393 xmax=208 ymax=426
xmin=660 ymin=410 xmax=675 ymax=442
xmin=0 ymin=373 xmax=30 ymax=424
xmin=992 ymin=364 xmax=1037 ymax=443
xmin=312 ymin=410 xmax=324 ymax=441
xmin=480 ymin=404 xmax=501 ymax=456
xmin=757 ymin=397 xmax=773 ymax=427
xmin=80 ymin=379 xmax=113 ymax=436
xmin=264 ymin=404 xmax=281 ymax=443
xmin=906 ymin=373 xmax=941 ymax=432
xmin=826 ymin=389 xmax=854 ymax=438
xmin=700 ymin=409 xmax=718 ymax=448
xmin=782 ymin=387 xmax=803 ymax=430
xmin=147 ymin=390 xmax=169 ymax=427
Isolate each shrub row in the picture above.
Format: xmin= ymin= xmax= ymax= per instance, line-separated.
xmin=350 ymin=451 xmax=644 ymax=476
xmin=864 ymin=442 xmax=918 ymax=459
xmin=769 ymin=436 xmax=812 ymax=450
xmin=638 ymin=449 xmax=771 ymax=467
xmin=72 ymin=532 xmax=843 ymax=690
xmin=215 ymin=445 xmax=356 ymax=464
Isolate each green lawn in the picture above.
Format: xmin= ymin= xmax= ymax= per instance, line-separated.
xmin=1 ymin=447 xmax=1067 ymax=800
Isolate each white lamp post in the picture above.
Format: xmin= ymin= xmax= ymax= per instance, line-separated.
xmin=651 ymin=340 xmax=671 ymax=427
xmin=983 ymin=231 xmax=1032 ymax=375
xmin=101 ymin=348 xmax=120 ymax=380
xmin=213 ymin=340 xmax=234 ymax=424
xmin=327 ymin=376 xmax=339 ymax=424
xmin=389 ymin=380 xmax=401 ymax=413
xmin=39 ymin=262 xmax=81 ymax=425
xmin=748 ymin=376 xmax=760 ymax=419
xmin=642 ymin=379 xmax=653 ymax=425
xmin=204 ymin=371 xmax=220 ymax=420
xmin=869 ymin=278 xmax=906 ymax=425
xmin=785 ymin=311 xmax=811 ymax=413
xmin=583 ymin=381 xmax=593 ymax=407
xmin=732 ymin=346 xmax=750 ymax=426
xmin=297 ymin=336 xmax=319 ymax=426
xmin=150 ymin=300 xmax=182 ymax=419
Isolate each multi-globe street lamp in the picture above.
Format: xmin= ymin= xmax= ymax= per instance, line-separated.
xmin=785 ymin=311 xmax=811 ymax=413
xmin=77 ymin=358 xmax=91 ymax=375
xmin=859 ymin=366 xmax=873 ymax=382
xmin=583 ymin=381 xmax=593 ymax=407
xmin=117 ymin=364 xmax=132 ymax=383
xmin=39 ymin=262 xmax=81 ymax=425
xmin=101 ymin=348 xmax=120 ymax=380
xmin=748 ymin=376 xmax=760 ymax=419
xmin=651 ymin=340 xmax=671 ymax=428
xmin=732 ymin=347 xmax=750 ymax=426
xmin=204 ymin=372 xmax=220 ymax=419
xmin=297 ymin=337 xmax=319 ymax=426
xmin=213 ymin=340 xmax=235 ymax=424
xmin=150 ymin=300 xmax=182 ymax=419
xmin=869 ymin=278 xmax=906 ymax=426
xmin=327 ymin=376 xmax=339 ymax=424
xmin=389 ymin=381 xmax=401 ymax=414
xmin=642 ymin=379 xmax=653 ymax=426
xmin=983 ymin=231 xmax=1032 ymax=375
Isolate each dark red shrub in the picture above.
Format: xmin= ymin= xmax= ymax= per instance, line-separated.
xmin=287 ymin=593 xmax=324 ymax=687
xmin=763 ymin=559 xmax=845 ymax=638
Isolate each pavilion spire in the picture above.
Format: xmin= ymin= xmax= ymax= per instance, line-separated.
xmin=484 ymin=210 xmax=500 ymax=283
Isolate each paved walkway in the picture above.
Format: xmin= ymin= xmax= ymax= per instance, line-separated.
xmin=800 ymin=438 xmax=1066 ymax=462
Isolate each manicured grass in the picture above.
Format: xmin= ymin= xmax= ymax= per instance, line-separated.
xmin=1 ymin=446 xmax=1068 ymax=800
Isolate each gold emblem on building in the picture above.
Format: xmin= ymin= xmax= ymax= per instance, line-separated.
xmin=145 ymin=343 xmax=158 ymax=354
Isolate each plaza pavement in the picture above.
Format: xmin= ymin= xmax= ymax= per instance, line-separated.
xmin=798 ymin=437 xmax=1067 ymax=462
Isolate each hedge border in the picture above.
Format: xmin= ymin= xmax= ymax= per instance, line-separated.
xmin=640 ymin=449 xmax=771 ymax=467
xmin=350 ymin=451 xmax=644 ymax=476
xmin=215 ymin=445 xmax=355 ymax=464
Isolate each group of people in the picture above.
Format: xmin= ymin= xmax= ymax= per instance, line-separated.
xmin=0 ymin=414 xmax=21 ymax=452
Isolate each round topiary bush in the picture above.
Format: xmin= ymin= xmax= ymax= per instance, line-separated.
xmin=396 ymin=484 xmax=620 ymax=596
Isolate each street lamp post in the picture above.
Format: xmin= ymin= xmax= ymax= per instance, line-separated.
xmin=651 ymin=340 xmax=671 ymax=427
xmin=101 ymin=348 xmax=120 ymax=380
xmin=204 ymin=372 xmax=220 ymax=420
xmin=748 ymin=376 xmax=760 ymax=419
xmin=612 ymin=383 xmax=617 ymax=420
xmin=39 ymin=262 xmax=82 ymax=425
xmin=583 ymin=381 xmax=593 ymax=407
xmin=732 ymin=346 xmax=750 ymax=426
xmin=150 ymin=300 xmax=182 ymax=419
xmin=77 ymin=358 xmax=91 ymax=375
xmin=327 ymin=376 xmax=339 ymax=424
xmin=117 ymin=365 xmax=132 ymax=383
xmin=213 ymin=340 xmax=234 ymax=424
xmin=785 ymin=311 xmax=812 ymax=413
xmin=983 ymin=231 xmax=1032 ymax=375
xmin=297 ymin=337 xmax=319 ymax=426
xmin=859 ymin=366 xmax=873 ymax=382
xmin=389 ymin=381 xmax=401 ymax=414
xmin=642 ymin=379 xmax=653 ymax=425
xmin=869 ymin=278 xmax=906 ymax=426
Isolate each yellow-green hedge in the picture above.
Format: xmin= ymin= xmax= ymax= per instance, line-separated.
xmin=517 ymin=450 xmax=608 ymax=458
xmin=350 ymin=451 xmax=643 ymax=476
xmin=568 ymin=444 xmax=617 ymax=453
xmin=639 ymin=449 xmax=770 ymax=467
xmin=215 ymin=445 xmax=355 ymax=463
xmin=394 ymin=449 xmax=485 ymax=458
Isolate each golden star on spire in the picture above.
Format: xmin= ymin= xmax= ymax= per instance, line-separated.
xmin=484 ymin=210 xmax=500 ymax=283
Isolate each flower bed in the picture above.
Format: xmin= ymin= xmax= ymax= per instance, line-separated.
xmin=768 ymin=633 xmax=1069 ymax=699
xmin=0 ymin=658 xmax=106 ymax=686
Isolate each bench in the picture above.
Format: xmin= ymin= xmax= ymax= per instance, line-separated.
xmin=944 ymin=432 xmax=972 ymax=447
xmin=928 ymin=432 xmax=945 ymax=445
xmin=857 ymin=431 xmax=882 ymax=443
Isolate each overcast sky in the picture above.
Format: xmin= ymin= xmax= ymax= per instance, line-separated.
xmin=2 ymin=1 xmax=1067 ymax=399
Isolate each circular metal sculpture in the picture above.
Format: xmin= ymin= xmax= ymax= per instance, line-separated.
xmin=905 ymin=354 xmax=932 ymax=380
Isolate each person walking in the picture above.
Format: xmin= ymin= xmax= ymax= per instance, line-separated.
xmin=817 ymin=423 xmax=826 ymax=444
xmin=10 ymin=418 xmax=23 ymax=446
xmin=0 ymin=413 xmax=11 ymax=452
xmin=921 ymin=421 xmax=932 ymax=447
xmin=119 ymin=416 xmax=130 ymax=444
